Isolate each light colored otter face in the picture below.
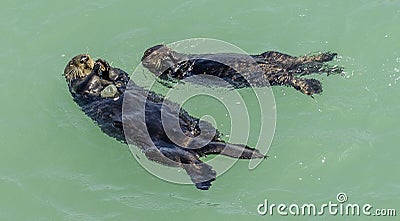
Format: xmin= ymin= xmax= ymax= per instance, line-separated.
xmin=63 ymin=54 xmax=95 ymax=82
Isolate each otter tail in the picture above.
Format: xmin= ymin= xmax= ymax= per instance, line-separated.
xmin=199 ymin=142 xmax=266 ymax=159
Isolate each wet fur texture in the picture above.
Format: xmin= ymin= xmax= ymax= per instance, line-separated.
xmin=64 ymin=54 xmax=265 ymax=190
xmin=141 ymin=45 xmax=343 ymax=96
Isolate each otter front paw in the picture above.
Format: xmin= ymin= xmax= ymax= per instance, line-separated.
xmin=92 ymin=62 xmax=102 ymax=75
xmin=95 ymin=59 xmax=110 ymax=72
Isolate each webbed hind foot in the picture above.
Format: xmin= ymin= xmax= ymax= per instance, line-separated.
xmin=291 ymin=77 xmax=323 ymax=96
xmin=145 ymin=143 xmax=217 ymax=190
xmin=293 ymin=62 xmax=344 ymax=77
xmin=183 ymin=162 xmax=216 ymax=190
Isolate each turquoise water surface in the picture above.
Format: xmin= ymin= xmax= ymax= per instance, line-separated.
xmin=1 ymin=1 xmax=399 ymax=220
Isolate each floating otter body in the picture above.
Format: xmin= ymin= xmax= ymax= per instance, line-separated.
xmin=64 ymin=54 xmax=265 ymax=190
xmin=141 ymin=45 xmax=343 ymax=96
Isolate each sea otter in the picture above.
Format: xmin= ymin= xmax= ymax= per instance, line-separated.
xmin=141 ymin=45 xmax=343 ymax=96
xmin=64 ymin=54 xmax=128 ymax=98
xmin=63 ymin=54 xmax=265 ymax=190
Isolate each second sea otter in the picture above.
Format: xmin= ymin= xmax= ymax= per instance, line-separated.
xmin=141 ymin=45 xmax=343 ymax=96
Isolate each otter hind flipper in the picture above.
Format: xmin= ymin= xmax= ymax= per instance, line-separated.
xmin=182 ymin=162 xmax=216 ymax=190
xmin=200 ymin=142 xmax=266 ymax=159
xmin=290 ymin=77 xmax=323 ymax=96
xmin=308 ymin=52 xmax=337 ymax=63
xmin=145 ymin=142 xmax=217 ymax=190
xmin=294 ymin=52 xmax=343 ymax=76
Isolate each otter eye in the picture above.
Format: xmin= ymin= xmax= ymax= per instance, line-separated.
xmin=80 ymin=55 xmax=89 ymax=63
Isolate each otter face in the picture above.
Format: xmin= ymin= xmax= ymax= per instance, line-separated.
xmin=141 ymin=45 xmax=181 ymax=76
xmin=63 ymin=54 xmax=95 ymax=82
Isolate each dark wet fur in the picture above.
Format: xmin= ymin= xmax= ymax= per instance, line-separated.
xmin=64 ymin=56 xmax=265 ymax=190
xmin=141 ymin=45 xmax=343 ymax=96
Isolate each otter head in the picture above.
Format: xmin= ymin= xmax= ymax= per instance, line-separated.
xmin=63 ymin=54 xmax=95 ymax=82
xmin=141 ymin=45 xmax=184 ymax=76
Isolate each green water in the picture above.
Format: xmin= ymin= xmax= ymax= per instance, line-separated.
xmin=1 ymin=0 xmax=399 ymax=220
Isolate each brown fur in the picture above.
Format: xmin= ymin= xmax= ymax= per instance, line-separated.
xmin=63 ymin=54 xmax=95 ymax=83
